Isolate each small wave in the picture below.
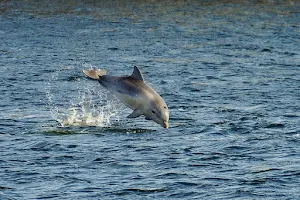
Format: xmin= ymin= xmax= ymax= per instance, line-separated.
xmin=43 ymin=126 xmax=155 ymax=135
xmin=113 ymin=188 xmax=167 ymax=196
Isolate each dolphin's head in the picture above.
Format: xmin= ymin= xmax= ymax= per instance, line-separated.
xmin=144 ymin=101 xmax=169 ymax=128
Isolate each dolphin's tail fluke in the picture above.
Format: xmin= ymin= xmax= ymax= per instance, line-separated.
xmin=82 ymin=69 xmax=107 ymax=80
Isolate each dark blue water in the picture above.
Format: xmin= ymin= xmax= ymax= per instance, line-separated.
xmin=1 ymin=1 xmax=300 ymax=199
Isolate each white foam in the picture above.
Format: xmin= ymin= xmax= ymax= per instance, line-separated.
xmin=46 ymin=64 xmax=125 ymax=127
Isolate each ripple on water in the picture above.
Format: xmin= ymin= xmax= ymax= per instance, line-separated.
xmin=1 ymin=1 xmax=300 ymax=199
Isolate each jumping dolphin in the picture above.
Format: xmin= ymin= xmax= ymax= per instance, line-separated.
xmin=82 ymin=66 xmax=169 ymax=128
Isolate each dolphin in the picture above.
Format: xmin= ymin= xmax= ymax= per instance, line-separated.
xmin=82 ymin=66 xmax=169 ymax=128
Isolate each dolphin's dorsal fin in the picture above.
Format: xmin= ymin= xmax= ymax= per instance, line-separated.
xmin=130 ymin=66 xmax=144 ymax=81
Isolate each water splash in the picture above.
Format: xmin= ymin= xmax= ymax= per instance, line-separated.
xmin=54 ymin=92 xmax=123 ymax=127
xmin=46 ymin=64 xmax=126 ymax=128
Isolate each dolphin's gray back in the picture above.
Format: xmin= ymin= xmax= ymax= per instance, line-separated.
xmin=99 ymin=75 xmax=148 ymax=97
xmin=98 ymin=75 xmax=158 ymax=110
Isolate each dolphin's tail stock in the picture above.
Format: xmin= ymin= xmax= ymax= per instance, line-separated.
xmin=82 ymin=69 xmax=107 ymax=80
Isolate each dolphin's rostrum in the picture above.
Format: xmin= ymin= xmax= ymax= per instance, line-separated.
xmin=82 ymin=66 xmax=169 ymax=128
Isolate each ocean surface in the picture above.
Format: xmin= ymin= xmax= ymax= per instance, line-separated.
xmin=1 ymin=0 xmax=300 ymax=199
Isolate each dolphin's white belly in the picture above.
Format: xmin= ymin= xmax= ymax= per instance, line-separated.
xmin=114 ymin=92 xmax=141 ymax=110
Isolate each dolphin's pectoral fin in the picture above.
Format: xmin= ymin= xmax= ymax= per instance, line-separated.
xmin=127 ymin=109 xmax=143 ymax=118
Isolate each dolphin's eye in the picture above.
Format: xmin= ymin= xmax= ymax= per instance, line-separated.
xmin=163 ymin=106 xmax=167 ymax=109
xmin=152 ymin=110 xmax=155 ymax=114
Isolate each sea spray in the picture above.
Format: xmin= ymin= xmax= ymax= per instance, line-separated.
xmin=46 ymin=64 xmax=126 ymax=127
